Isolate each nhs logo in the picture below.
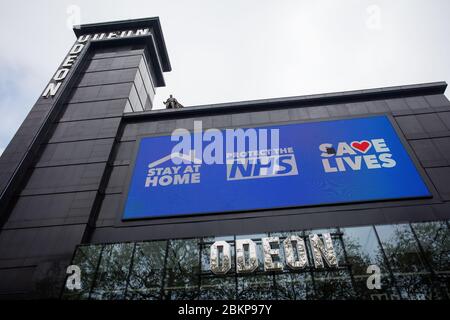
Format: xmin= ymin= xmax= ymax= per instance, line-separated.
xmin=226 ymin=147 xmax=299 ymax=181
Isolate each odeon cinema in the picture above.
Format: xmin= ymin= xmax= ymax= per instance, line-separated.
xmin=0 ymin=17 xmax=449 ymax=301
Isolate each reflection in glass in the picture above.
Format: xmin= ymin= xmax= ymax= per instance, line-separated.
xmin=164 ymin=239 xmax=200 ymax=300
xmin=411 ymin=221 xmax=449 ymax=273
xmin=341 ymin=226 xmax=399 ymax=299
xmin=63 ymin=221 xmax=449 ymax=300
xmin=237 ymin=274 xmax=275 ymax=299
xmin=375 ymin=224 xmax=435 ymax=300
xmin=313 ymin=270 xmax=356 ymax=300
xmin=200 ymin=275 xmax=236 ymax=300
xmin=200 ymin=237 xmax=236 ymax=299
xmin=275 ymin=273 xmax=314 ymax=300
xmin=62 ymin=245 xmax=102 ymax=300
xmin=411 ymin=221 xmax=450 ymax=299
xmin=126 ymin=241 xmax=167 ymax=300
xmin=90 ymin=243 xmax=134 ymax=300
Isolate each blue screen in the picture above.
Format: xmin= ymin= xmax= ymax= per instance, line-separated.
xmin=122 ymin=115 xmax=431 ymax=219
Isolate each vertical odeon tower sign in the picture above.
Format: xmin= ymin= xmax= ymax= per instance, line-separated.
xmin=42 ymin=28 xmax=154 ymax=98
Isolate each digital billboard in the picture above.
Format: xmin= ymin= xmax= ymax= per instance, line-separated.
xmin=122 ymin=115 xmax=431 ymax=219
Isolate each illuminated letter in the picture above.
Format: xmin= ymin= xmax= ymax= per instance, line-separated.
xmin=62 ymin=55 xmax=77 ymax=67
xmin=42 ymin=82 xmax=62 ymax=98
xmin=70 ymin=43 xmax=84 ymax=55
xmin=262 ymin=237 xmax=283 ymax=271
xmin=309 ymin=233 xmax=338 ymax=268
xmin=210 ymin=241 xmax=232 ymax=275
xmin=77 ymin=34 xmax=90 ymax=42
xmin=283 ymin=235 xmax=308 ymax=269
xmin=53 ymin=68 xmax=69 ymax=81
xmin=235 ymin=239 xmax=258 ymax=273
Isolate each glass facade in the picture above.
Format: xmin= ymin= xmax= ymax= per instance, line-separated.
xmin=62 ymin=221 xmax=450 ymax=300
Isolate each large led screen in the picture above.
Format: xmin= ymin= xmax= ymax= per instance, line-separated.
xmin=122 ymin=115 xmax=431 ymax=219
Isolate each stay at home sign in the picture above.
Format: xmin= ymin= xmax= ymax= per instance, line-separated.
xmin=122 ymin=115 xmax=431 ymax=219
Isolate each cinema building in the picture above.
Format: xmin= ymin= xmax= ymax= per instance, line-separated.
xmin=0 ymin=17 xmax=449 ymax=300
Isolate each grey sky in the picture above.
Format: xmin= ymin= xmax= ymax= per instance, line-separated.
xmin=0 ymin=0 xmax=449 ymax=155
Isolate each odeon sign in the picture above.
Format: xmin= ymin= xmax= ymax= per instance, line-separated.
xmin=42 ymin=28 xmax=152 ymax=98
xmin=209 ymin=233 xmax=338 ymax=275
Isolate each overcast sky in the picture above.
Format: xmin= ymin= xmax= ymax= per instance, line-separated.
xmin=0 ymin=0 xmax=449 ymax=155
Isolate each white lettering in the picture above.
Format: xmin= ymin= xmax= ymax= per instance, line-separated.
xmin=53 ymin=68 xmax=70 ymax=81
xmin=62 ymin=55 xmax=77 ymax=67
xmin=42 ymin=82 xmax=62 ymax=98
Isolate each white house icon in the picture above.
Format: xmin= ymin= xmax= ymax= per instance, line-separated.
xmin=148 ymin=150 xmax=202 ymax=168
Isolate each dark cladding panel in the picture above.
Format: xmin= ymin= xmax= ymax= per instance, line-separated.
xmin=395 ymin=115 xmax=426 ymax=139
xmin=85 ymin=54 xmax=144 ymax=73
xmin=97 ymin=193 xmax=122 ymax=226
xmin=306 ymin=106 xmax=330 ymax=119
xmin=211 ymin=114 xmax=233 ymax=128
xmin=380 ymin=204 xmax=438 ymax=224
xmin=426 ymin=167 xmax=450 ymax=200
xmin=139 ymin=59 xmax=155 ymax=100
xmin=288 ymin=108 xmax=311 ymax=121
xmin=410 ymin=139 xmax=447 ymax=167
xmin=366 ymin=100 xmax=389 ymax=113
xmin=128 ymin=83 xmax=144 ymax=111
xmin=346 ymin=102 xmax=370 ymax=115
xmin=386 ymin=98 xmax=410 ymax=114
xmin=248 ymin=111 xmax=270 ymax=124
xmin=20 ymin=163 xmax=106 ymax=196
xmin=112 ymin=140 xmax=135 ymax=165
xmin=433 ymin=137 xmax=450 ymax=163
xmin=89 ymin=207 xmax=388 ymax=244
xmin=78 ymin=68 xmax=139 ymax=87
xmin=68 ymin=82 xmax=134 ymax=104
xmin=325 ymin=104 xmax=350 ymax=117
xmin=0 ymin=103 xmax=55 ymax=193
xmin=425 ymin=94 xmax=450 ymax=110
xmin=231 ymin=113 xmax=251 ymax=126
xmin=405 ymin=96 xmax=431 ymax=112
xmin=0 ymin=224 xmax=86 ymax=268
xmin=48 ymin=118 xmax=121 ymax=143
xmin=4 ymin=192 xmax=97 ymax=229
xmin=105 ymin=165 xmax=129 ymax=194
xmin=0 ymin=266 xmax=35 ymax=296
xmin=268 ymin=109 xmax=291 ymax=122
xmin=60 ymin=99 xmax=128 ymax=122
xmin=416 ymin=113 xmax=449 ymax=137
xmin=437 ymin=111 xmax=450 ymax=130
xmin=134 ymin=69 xmax=153 ymax=110
xmin=91 ymin=46 xmax=145 ymax=59
xmin=120 ymin=122 xmax=158 ymax=141
xmin=36 ymin=139 xmax=115 ymax=167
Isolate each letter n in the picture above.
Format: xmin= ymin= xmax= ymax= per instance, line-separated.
xmin=42 ymin=82 xmax=62 ymax=98
xmin=309 ymin=233 xmax=338 ymax=268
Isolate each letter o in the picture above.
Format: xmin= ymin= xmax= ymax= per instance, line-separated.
xmin=159 ymin=175 xmax=172 ymax=186
xmin=210 ymin=241 xmax=232 ymax=275
xmin=53 ymin=68 xmax=70 ymax=81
